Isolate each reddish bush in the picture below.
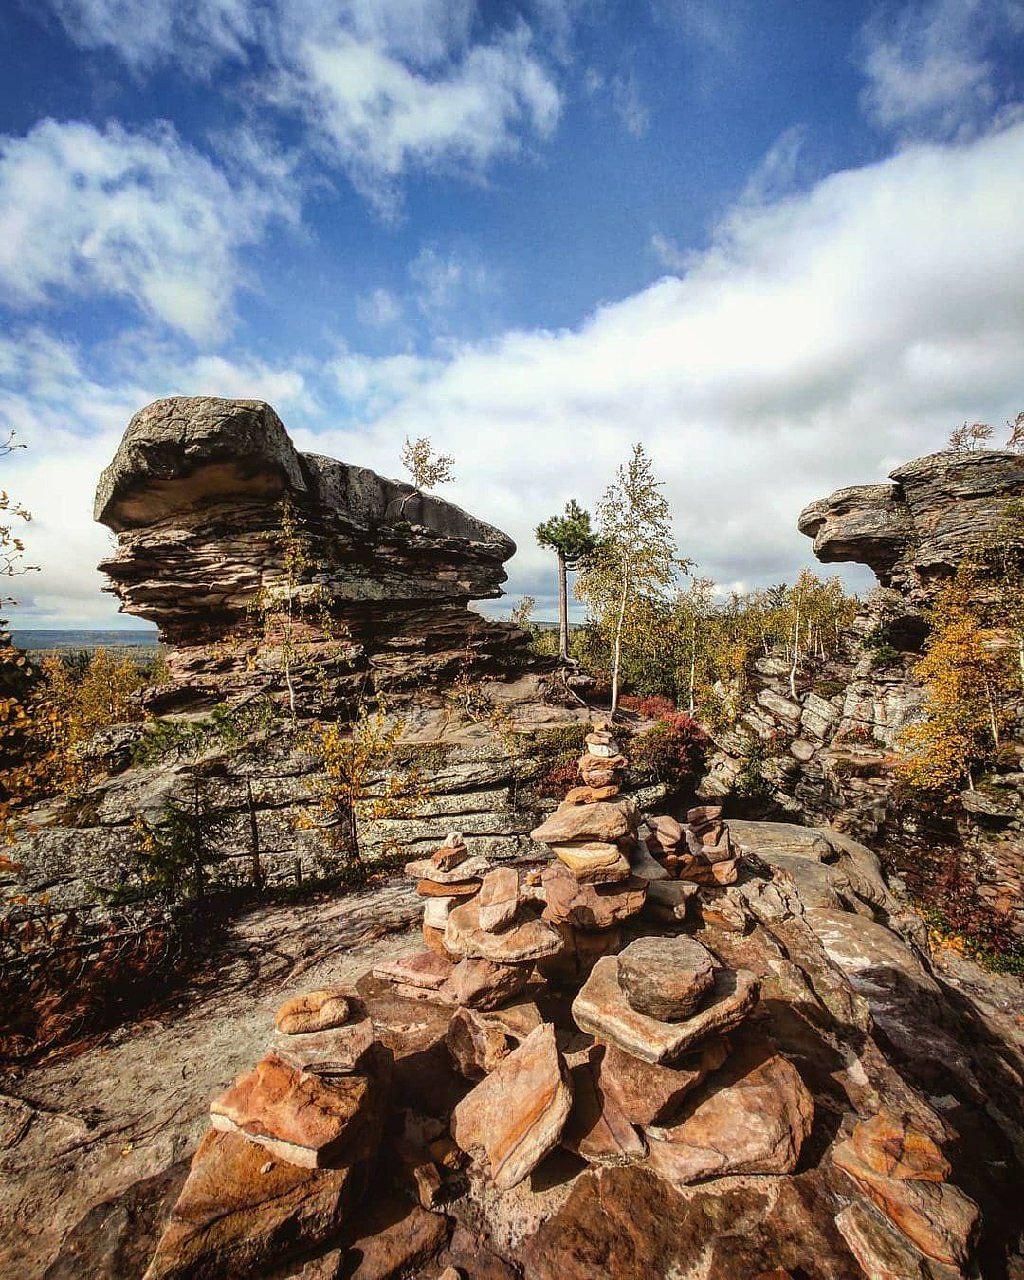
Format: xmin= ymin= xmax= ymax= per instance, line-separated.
xmin=620 ymin=694 xmax=677 ymax=720
xmin=630 ymin=713 xmax=708 ymax=791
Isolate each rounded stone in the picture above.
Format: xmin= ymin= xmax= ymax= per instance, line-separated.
xmin=617 ymin=936 xmax=716 ymax=1022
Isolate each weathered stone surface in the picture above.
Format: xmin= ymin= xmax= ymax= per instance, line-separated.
xmin=440 ymin=957 xmax=531 ymax=1010
xmin=209 ymin=1054 xmax=376 ymax=1169
xmin=405 ymin=856 xmax=492 ymax=884
xmin=675 ymin=855 xmax=739 ymax=886
xmin=519 ymin=1165 xmax=856 ymax=1280
xmin=572 ymin=960 xmax=759 ymax=1064
xmin=833 ymin=1138 xmax=980 ymax=1266
xmin=562 ymin=784 xmax=620 ymax=805
xmin=338 ymin=1196 xmax=449 ymax=1280
xmin=848 ymin=1112 xmax=951 ymax=1183
xmin=647 ymin=814 xmax=683 ymax=845
xmin=444 ymin=898 xmax=561 ymax=963
xmin=416 ymin=878 xmax=480 ymax=898
xmin=541 ymin=862 xmax=646 ymax=930
xmin=834 ymin=1200 xmax=964 ymax=1280
xmin=274 ymin=990 xmax=351 ymax=1036
xmin=550 ymin=842 xmax=633 ymax=883
xmin=644 ymin=1048 xmax=814 ymax=1185
xmin=616 ymin=935 xmax=715 ymax=1021
xmin=270 ymin=1018 xmax=376 ymax=1079
xmin=476 ymin=867 xmax=520 ymax=932
xmin=143 ymin=1129 xmax=368 ymax=1279
xmin=446 ymin=1002 xmax=543 ymax=1079
xmin=451 ymin=1024 xmax=573 ymax=1190
xmin=431 ymin=832 xmax=469 ymax=871
xmin=539 ymin=920 xmax=623 ymax=986
xmin=597 ymin=1037 xmax=729 ymax=1127
xmin=531 ymin=802 xmax=636 ymax=846
xmin=798 ymin=449 xmax=1024 ymax=604
xmin=562 ymin=1052 xmax=646 ymax=1167
xmin=643 ymin=877 xmax=698 ymax=921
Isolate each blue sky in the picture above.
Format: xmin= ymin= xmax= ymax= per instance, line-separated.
xmin=2 ymin=0 xmax=1024 ymax=628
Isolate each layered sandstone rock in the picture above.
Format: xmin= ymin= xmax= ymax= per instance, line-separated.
xmin=95 ymin=396 xmax=535 ymax=714
xmin=797 ymin=448 xmax=1024 ymax=607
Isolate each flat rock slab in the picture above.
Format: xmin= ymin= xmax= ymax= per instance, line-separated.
xmin=416 ymin=878 xmax=481 ymax=898
xmin=551 ymin=843 xmax=632 ymax=884
xmin=541 ymin=863 xmax=647 ymax=931
xmin=270 ymin=1018 xmax=376 ymax=1079
xmin=275 ymin=990 xmax=351 ymax=1036
xmin=143 ymin=1129 xmax=366 ymax=1280
xmin=444 ymin=898 xmax=562 ymax=963
xmin=572 ymin=959 xmax=759 ymax=1065
xmin=477 ymin=867 xmax=520 ymax=932
xmin=373 ymin=950 xmax=453 ymax=991
xmin=532 ymin=802 xmax=636 ymax=846
xmin=832 ymin=1138 xmax=979 ymax=1267
xmin=451 ymin=1023 xmax=573 ymax=1191
xmin=597 ymin=1037 xmax=729 ymax=1127
xmin=617 ymin=936 xmax=715 ymax=1021
xmin=644 ymin=1049 xmax=814 ymax=1186
xmin=405 ymin=856 xmax=492 ymax=884
xmin=210 ymin=1053 xmax=375 ymax=1169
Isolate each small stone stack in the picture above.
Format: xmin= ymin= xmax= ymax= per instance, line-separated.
xmin=529 ymin=723 xmax=648 ymax=983
xmin=374 ymin=841 xmax=562 ymax=1014
xmin=569 ymin=935 xmax=774 ymax=1175
xmin=145 ymin=987 xmax=387 ymax=1278
xmin=404 ymin=831 xmax=491 ymax=958
xmin=645 ymin=804 xmax=740 ymax=886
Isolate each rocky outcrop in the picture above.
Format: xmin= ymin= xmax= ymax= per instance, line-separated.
xmin=798 ymin=448 xmax=1024 ymax=608
xmin=12 ymin=814 xmax=1019 ymax=1279
xmin=95 ymin=397 xmax=537 ymax=714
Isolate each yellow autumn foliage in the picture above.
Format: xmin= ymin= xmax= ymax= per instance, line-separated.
xmin=895 ymin=583 xmax=1013 ymax=793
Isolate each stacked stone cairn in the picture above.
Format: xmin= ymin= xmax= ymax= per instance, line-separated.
xmin=143 ymin=721 xmax=827 ymax=1278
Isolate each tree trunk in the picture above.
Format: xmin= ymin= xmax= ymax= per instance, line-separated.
xmin=557 ymin=551 xmax=569 ymax=661
xmin=688 ymin=616 xmax=697 ymax=716
xmin=789 ymin=594 xmax=802 ymax=701
xmin=611 ymin=563 xmax=629 ymax=715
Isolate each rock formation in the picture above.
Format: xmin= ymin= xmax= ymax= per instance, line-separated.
xmin=125 ymin=745 xmax=1010 ymax=1280
xmin=697 ymin=448 xmax=1024 ymax=940
xmin=95 ymin=396 xmax=537 ymax=714
xmin=797 ymin=448 xmax=1024 ymax=608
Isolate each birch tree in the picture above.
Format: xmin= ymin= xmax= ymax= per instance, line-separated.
xmin=576 ymin=444 xmax=681 ymax=714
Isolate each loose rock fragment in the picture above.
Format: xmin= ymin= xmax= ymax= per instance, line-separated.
xmin=616 ymin=935 xmax=715 ymax=1021
xmin=274 ymin=990 xmax=351 ymax=1036
xmin=451 ymin=1023 xmax=573 ymax=1190
xmin=476 ymin=866 xmax=520 ymax=932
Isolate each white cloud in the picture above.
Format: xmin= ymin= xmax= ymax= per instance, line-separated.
xmin=859 ymin=0 xmax=1024 ymax=138
xmin=304 ymin=120 xmax=1024 ymax=612
xmin=272 ymin=18 xmax=561 ymax=214
xmin=0 ymin=120 xmax=296 ymax=341
xmin=46 ymin=0 xmax=256 ymax=73
xmin=610 ymin=71 xmax=649 ymax=138
xmin=408 ymin=245 xmax=492 ymax=319
xmin=8 ymin=120 xmax=1024 ymax=628
xmin=42 ymin=0 xmax=564 ymax=216
xmin=356 ymin=287 xmax=404 ymax=329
